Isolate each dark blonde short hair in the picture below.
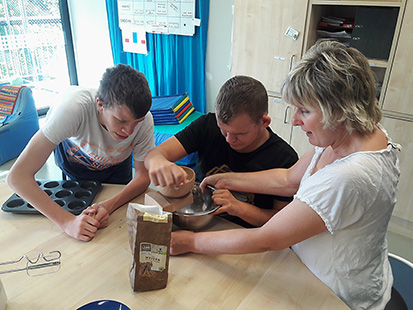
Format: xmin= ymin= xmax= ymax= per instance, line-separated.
xmin=215 ymin=75 xmax=268 ymax=124
xmin=281 ymin=40 xmax=381 ymax=134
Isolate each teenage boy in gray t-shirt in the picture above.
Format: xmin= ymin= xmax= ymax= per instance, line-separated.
xmin=7 ymin=64 xmax=155 ymax=241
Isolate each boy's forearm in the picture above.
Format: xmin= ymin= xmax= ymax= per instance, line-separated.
xmin=99 ymin=175 xmax=150 ymax=214
xmin=144 ymin=137 xmax=188 ymax=170
xmin=143 ymin=148 xmax=160 ymax=170
xmin=233 ymin=202 xmax=279 ymax=227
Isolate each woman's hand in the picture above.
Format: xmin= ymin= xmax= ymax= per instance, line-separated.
xmin=200 ymin=174 xmax=226 ymax=192
xmin=170 ymin=230 xmax=195 ymax=255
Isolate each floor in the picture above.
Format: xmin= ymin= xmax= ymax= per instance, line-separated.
xmin=1 ymin=152 xmax=412 ymax=263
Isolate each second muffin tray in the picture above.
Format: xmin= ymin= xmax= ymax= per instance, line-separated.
xmin=1 ymin=180 xmax=101 ymax=215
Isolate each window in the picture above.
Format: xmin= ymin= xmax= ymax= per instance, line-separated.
xmin=0 ymin=0 xmax=77 ymax=115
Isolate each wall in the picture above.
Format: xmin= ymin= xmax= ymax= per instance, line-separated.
xmin=68 ymin=0 xmax=114 ymax=88
xmin=205 ymin=0 xmax=234 ymax=112
xmin=68 ymin=0 xmax=235 ymax=112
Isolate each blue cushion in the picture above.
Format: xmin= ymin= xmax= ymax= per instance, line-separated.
xmin=0 ymin=86 xmax=39 ymax=165
xmin=389 ymin=255 xmax=413 ymax=309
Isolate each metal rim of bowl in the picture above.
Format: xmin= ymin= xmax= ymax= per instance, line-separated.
xmin=173 ymin=205 xmax=220 ymax=217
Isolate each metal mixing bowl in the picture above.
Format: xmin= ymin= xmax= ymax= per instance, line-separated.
xmin=173 ymin=184 xmax=219 ymax=231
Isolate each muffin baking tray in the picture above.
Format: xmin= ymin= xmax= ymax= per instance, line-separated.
xmin=1 ymin=180 xmax=101 ymax=215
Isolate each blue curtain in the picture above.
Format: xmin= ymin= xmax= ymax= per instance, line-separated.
xmin=105 ymin=0 xmax=209 ymax=113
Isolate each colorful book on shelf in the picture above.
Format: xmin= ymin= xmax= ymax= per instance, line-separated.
xmin=318 ymin=16 xmax=354 ymax=30
xmin=150 ymin=93 xmax=195 ymax=125
xmin=318 ymin=22 xmax=353 ymax=30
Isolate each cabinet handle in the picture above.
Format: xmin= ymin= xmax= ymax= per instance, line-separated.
xmin=284 ymin=105 xmax=291 ymax=124
xmin=289 ymin=55 xmax=295 ymax=71
xmin=272 ymin=98 xmax=283 ymax=104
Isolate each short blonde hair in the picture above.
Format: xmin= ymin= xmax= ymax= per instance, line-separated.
xmin=281 ymin=40 xmax=381 ymax=134
xmin=215 ymin=75 xmax=268 ymax=124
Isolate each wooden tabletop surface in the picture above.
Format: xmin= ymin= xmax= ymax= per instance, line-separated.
xmin=0 ymin=181 xmax=349 ymax=309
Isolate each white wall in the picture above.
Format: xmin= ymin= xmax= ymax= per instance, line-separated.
xmin=205 ymin=0 xmax=234 ymax=112
xmin=68 ymin=0 xmax=234 ymax=112
xmin=68 ymin=0 xmax=114 ymax=88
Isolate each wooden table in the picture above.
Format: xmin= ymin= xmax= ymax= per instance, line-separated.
xmin=0 ymin=181 xmax=349 ymax=309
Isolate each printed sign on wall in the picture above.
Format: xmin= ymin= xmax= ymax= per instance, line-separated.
xmin=117 ymin=0 xmax=199 ymax=36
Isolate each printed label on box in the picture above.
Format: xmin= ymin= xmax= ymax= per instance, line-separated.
xmin=139 ymin=243 xmax=167 ymax=273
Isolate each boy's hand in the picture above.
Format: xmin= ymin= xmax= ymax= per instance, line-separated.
xmin=63 ymin=213 xmax=100 ymax=242
xmin=84 ymin=204 xmax=110 ymax=228
xmin=210 ymin=189 xmax=241 ymax=217
xmin=149 ymin=159 xmax=188 ymax=187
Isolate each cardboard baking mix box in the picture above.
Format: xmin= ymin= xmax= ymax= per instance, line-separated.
xmin=126 ymin=203 xmax=172 ymax=292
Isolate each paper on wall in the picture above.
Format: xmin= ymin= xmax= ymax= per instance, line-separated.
xmin=118 ymin=0 xmax=198 ymax=36
xmin=121 ymin=25 xmax=147 ymax=54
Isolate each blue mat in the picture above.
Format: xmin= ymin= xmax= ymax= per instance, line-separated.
xmin=150 ymin=93 xmax=195 ymax=125
xmin=153 ymin=111 xmax=203 ymax=166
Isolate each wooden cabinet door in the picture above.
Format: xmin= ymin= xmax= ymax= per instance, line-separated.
xmin=381 ymin=117 xmax=413 ymax=236
xmin=382 ymin=0 xmax=413 ymax=116
xmin=268 ymin=96 xmax=312 ymax=157
xmin=231 ymin=0 xmax=308 ymax=95
xmin=290 ymin=125 xmax=312 ymax=157
xmin=268 ymin=96 xmax=293 ymax=143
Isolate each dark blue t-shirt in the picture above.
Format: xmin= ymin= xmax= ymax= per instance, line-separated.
xmin=54 ymin=139 xmax=132 ymax=184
